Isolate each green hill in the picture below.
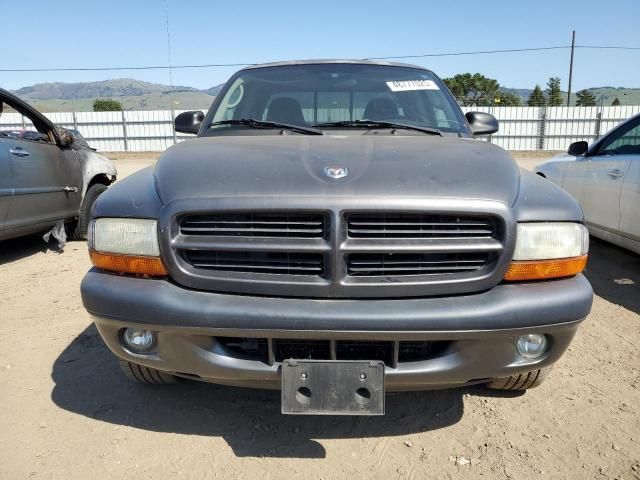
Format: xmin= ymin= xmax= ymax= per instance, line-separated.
xmin=10 ymin=79 xmax=223 ymax=112
xmin=28 ymin=91 xmax=215 ymax=112
xmin=8 ymin=79 xmax=640 ymax=111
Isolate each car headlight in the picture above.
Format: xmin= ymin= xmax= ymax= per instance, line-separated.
xmin=504 ymin=222 xmax=588 ymax=281
xmin=88 ymin=218 xmax=167 ymax=276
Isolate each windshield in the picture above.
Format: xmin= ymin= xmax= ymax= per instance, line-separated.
xmin=207 ymin=64 xmax=469 ymax=135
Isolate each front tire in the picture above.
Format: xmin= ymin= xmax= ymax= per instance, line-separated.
xmin=486 ymin=367 xmax=550 ymax=391
xmin=118 ymin=359 xmax=178 ymax=385
xmin=68 ymin=183 xmax=109 ymax=241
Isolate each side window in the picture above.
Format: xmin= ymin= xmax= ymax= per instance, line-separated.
xmin=0 ymin=101 xmax=52 ymax=144
xmin=598 ymin=120 xmax=640 ymax=156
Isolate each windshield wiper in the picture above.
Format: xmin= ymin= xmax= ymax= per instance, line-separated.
xmin=313 ymin=120 xmax=442 ymax=136
xmin=210 ymin=118 xmax=323 ymax=135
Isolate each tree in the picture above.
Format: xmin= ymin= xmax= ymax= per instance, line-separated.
xmin=575 ymin=89 xmax=597 ymax=107
xmin=527 ymin=85 xmax=546 ymax=106
xmin=494 ymin=91 xmax=521 ymax=106
xmin=93 ymin=98 xmax=123 ymax=112
xmin=443 ymin=73 xmax=500 ymax=106
xmin=545 ymin=77 xmax=563 ymax=106
xmin=612 ymin=97 xmax=621 ymax=106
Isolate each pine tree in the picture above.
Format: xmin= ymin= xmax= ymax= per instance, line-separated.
xmin=527 ymin=85 xmax=546 ymax=106
xmin=612 ymin=97 xmax=621 ymax=106
xmin=575 ymin=90 xmax=597 ymax=106
xmin=545 ymin=77 xmax=563 ymax=106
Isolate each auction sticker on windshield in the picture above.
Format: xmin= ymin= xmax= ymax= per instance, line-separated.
xmin=386 ymin=80 xmax=439 ymax=92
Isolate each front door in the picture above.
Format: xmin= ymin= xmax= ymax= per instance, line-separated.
xmin=563 ymin=116 xmax=640 ymax=234
xmin=2 ymin=135 xmax=81 ymax=231
xmin=0 ymin=140 xmax=11 ymax=229
xmin=0 ymin=96 xmax=82 ymax=233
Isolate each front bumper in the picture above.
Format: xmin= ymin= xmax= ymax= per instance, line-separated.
xmin=81 ymin=269 xmax=592 ymax=391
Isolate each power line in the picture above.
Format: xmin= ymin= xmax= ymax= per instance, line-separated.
xmin=575 ymin=44 xmax=640 ymax=50
xmin=366 ymin=45 xmax=571 ymax=60
xmin=0 ymin=62 xmax=252 ymax=73
xmin=1 ymin=44 xmax=638 ymax=73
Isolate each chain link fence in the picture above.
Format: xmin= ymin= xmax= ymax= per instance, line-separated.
xmin=1 ymin=105 xmax=639 ymax=152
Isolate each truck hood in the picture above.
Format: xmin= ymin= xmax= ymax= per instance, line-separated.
xmin=154 ymin=135 xmax=520 ymax=205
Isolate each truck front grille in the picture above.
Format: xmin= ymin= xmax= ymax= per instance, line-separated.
xmin=164 ymin=203 xmax=509 ymax=298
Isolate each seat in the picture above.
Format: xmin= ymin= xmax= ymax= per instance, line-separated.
xmin=266 ymin=97 xmax=306 ymax=125
xmin=363 ymin=98 xmax=399 ymax=121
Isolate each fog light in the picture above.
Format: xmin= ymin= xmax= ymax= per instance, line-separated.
xmin=515 ymin=334 xmax=548 ymax=359
xmin=122 ymin=329 xmax=155 ymax=352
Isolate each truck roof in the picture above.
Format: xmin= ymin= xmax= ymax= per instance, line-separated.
xmin=241 ymin=59 xmax=431 ymax=72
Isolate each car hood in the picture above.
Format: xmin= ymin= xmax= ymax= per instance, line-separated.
xmin=154 ymin=135 xmax=520 ymax=205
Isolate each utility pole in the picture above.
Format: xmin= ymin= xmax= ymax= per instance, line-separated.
xmin=567 ymin=30 xmax=576 ymax=106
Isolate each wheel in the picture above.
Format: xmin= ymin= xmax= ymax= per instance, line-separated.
xmin=117 ymin=359 xmax=178 ymax=385
xmin=486 ymin=367 xmax=551 ymax=391
xmin=67 ymin=183 xmax=109 ymax=240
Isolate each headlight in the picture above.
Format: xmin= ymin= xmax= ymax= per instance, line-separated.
xmin=88 ymin=218 xmax=167 ymax=277
xmin=504 ymin=222 xmax=588 ymax=281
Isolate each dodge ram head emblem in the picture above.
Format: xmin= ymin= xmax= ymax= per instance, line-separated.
xmin=324 ymin=166 xmax=349 ymax=179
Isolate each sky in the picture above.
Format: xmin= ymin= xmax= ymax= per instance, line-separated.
xmin=2 ymin=0 xmax=640 ymax=91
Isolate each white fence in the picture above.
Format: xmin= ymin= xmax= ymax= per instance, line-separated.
xmin=1 ymin=106 xmax=639 ymax=152
xmin=463 ymin=105 xmax=640 ymax=151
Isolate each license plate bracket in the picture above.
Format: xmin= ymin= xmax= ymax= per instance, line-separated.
xmin=281 ymin=359 xmax=385 ymax=415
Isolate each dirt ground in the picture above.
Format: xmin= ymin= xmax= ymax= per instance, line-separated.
xmin=0 ymin=155 xmax=639 ymax=480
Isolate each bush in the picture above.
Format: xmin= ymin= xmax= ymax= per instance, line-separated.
xmin=93 ymin=99 xmax=123 ymax=112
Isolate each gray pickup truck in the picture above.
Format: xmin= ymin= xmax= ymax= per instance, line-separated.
xmin=81 ymin=60 xmax=593 ymax=415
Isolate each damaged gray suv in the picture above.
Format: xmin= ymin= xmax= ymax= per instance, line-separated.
xmin=81 ymin=61 xmax=592 ymax=415
xmin=0 ymin=88 xmax=116 ymax=243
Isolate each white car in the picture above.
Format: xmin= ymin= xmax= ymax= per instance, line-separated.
xmin=536 ymin=113 xmax=640 ymax=255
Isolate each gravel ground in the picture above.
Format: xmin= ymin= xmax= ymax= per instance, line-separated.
xmin=0 ymin=155 xmax=638 ymax=480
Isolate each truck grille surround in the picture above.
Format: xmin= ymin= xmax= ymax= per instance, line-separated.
xmin=161 ymin=200 xmax=513 ymax=298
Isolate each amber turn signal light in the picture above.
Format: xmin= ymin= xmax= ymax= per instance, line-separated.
xmin=504 ymin=255 xmax=587 ymax=281
xmin=89 ymin=250 xmax=168 ymax=277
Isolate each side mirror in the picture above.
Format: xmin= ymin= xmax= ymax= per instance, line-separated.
xmin=465 ymin=112 xmax=499 ymax=136
xmin=175 ymin=111 xmax=205 ymax=135
xmin=568 ymin=141 xmax=588 ymax=156
xmin=58 ymin=128 xmax=75 ymax=147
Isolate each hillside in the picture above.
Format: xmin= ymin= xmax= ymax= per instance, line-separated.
xmin=28 ymin=91 xmax=215 ymax=112
xmin=7 ymin=79 xmax=640 ymax=111
xmin=10 ymin=79 xmax=225 ymax=112
xmin=13 ymin=79 xmax=199 ymax=100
